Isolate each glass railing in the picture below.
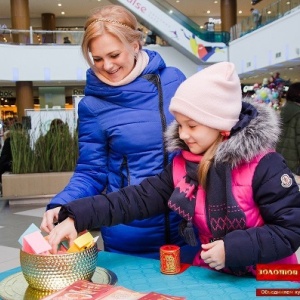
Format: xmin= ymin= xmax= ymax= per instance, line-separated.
xmin=0 ymin=27 xmax=84 ymax=45
xmin=0 ymin=0 xmax=230 ymax=46
xmin=231 ymin=0 xmax=300 ymax=41
xmin=148 ymin=0 xmax=230 ymax=44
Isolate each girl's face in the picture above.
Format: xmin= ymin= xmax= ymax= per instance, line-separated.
xmin=174 ymin=112 xmax=220 ymax=155
xmin=90 ymin=33 xmax=139 ymax=82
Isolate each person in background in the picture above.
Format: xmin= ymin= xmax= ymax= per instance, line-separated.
xmin=0 ymin=122 xmax=23 ymax=183
xmin=40 ymin=5 xmax=199 ymax=262
xmin=145 ymin=30 xmax=157 ymax=45
xmin=47 ymin=62 xmax=300 ymax=276
xmin=63 ymin=36 xmax=71 ymax=44
xmin=250 ymin=8 xmax=262 ymax=29
xmin=35 ymin=119 xmax=73 ymax=172
xmin=276 ymin=82 xmax=300 ymax=184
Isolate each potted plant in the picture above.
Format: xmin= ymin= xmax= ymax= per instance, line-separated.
xmin=1 ymin=116 xmax=78 ymax=200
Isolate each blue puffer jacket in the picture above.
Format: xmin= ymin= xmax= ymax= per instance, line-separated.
xmin=48 ymin=49 xmax=199 ymax=261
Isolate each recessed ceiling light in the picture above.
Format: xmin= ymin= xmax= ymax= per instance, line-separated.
xmin=239 ymin=10 xmax=242 ymax=14
xmin=176 ymin=0 xmax=180 ymax=2
xmin=61 ymin=11 xmax=65 ymax=15
xmin=214 ymin=1 xmax=218 ymax=3
xmin=58 ymin=3 xmax=62 ymax=7
xmin=169 ymin=10 xmax=173 ymax=14
xmin=267 ymin=10 xmax=271 ymax=14
xmin=207 ymin=10 xmax=211 ymax=14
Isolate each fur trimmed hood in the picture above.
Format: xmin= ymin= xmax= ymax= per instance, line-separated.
xmin=165 ymin=101 xmax=281 ymax=168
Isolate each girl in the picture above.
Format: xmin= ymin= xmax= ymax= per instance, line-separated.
xmin=47 ymin=62 xmax=300 ymax=275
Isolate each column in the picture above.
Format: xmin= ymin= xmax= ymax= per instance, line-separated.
xmin=10 ymin=0 xmax=30 ymax=44
xmin=220 ymin=0 xmax=237 ymax=32
xmin=16 ymin=81 xmax=34 ymax=120
xmin=42 ymin=13 xmax=56 ymax=43
xmin=10 ymin=0 xmax=34 ymax=120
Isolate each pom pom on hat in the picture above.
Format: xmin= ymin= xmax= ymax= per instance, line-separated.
xmin=169 ymin=62 xmax=242 ymax=131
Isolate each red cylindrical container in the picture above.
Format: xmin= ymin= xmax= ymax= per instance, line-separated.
xmin=160 ymin=245 xmax=181 ymax=274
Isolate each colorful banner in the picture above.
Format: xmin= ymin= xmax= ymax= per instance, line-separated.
xmin=116 ymin=0 xmax=228 ymax=62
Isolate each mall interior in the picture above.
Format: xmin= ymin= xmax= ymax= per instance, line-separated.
xmin=0 ymin=0 xmax=300 ymax=293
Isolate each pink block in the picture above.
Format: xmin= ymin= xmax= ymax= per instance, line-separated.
xmin=22 ymin=231 xmax=51 ymax=254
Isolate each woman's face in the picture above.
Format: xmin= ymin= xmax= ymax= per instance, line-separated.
xmin=89 ymin=33 xmax=139 ymax=82
xmin=174 ymin=112 xmax=220 ymax=155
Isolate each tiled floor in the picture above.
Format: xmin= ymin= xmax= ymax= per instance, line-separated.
xmin=0 ymin=200 xmax=103 ymax=273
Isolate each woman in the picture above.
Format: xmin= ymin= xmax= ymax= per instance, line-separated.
xmin=40 ymin=5 xmax=198 ymax=262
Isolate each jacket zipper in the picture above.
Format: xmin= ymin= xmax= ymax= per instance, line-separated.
xmin=120 ymin=155 xmax=129 ymax=188
xmin=143 ymin=73 xmax=171 ymax=244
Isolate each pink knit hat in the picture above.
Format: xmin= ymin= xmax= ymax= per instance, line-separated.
xmin=169 ymin=62 xmax=242 ymax=131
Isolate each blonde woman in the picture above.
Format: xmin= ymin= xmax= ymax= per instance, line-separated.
xmin=41 ymin=5 xmax=198 ymax=262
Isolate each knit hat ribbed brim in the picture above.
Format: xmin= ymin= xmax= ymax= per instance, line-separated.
xmin=169 ymin=62 xmax=242 ymax=131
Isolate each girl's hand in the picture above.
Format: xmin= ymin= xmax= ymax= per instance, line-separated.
xmin=47 ymin=217 xmax=78 ymax=254
xmin=40 ymin=207 xmax=61 ymax=233
xmin=200 ymin=240 xmax=225 ymax=270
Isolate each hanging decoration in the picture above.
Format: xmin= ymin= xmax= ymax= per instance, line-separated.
xmin=252 ymin=72 xmax=290 ymax=110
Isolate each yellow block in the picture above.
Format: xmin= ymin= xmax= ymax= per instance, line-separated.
xmin=67 ymin=232 xmax=94 ymax=253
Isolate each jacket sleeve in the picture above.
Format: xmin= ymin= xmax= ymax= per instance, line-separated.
xmin=58 ymin=164 xmax=174 ymax=232
xmin=224 ymin=152 xmax=300 ymax=268
xmin=47 ymin=98 xmax=108 ymax=209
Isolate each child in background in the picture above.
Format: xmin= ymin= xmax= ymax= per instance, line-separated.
xmin=46 ymin=62 xmax=300 ymax=276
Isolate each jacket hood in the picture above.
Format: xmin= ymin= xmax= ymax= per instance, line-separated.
xmin=84 ymin=49 xmax=166 ymax=99
xmin=165 ymin=101 xmax=281 ymax=168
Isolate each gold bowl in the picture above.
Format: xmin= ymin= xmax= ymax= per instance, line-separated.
xmin=20 ymin=245 xmax=98 ymax=291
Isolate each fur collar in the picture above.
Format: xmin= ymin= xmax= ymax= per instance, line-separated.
xmin=165 ymin=101 xmax=281 ymax=168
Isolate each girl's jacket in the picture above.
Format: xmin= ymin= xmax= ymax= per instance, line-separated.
xmin=47 ymin=49 xmax=196 ymax=260
xmin=58 ymin=102 xmax=300 ymax=274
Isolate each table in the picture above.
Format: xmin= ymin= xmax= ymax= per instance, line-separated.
xmin=1 ymin=251 xmax=300 ymax=300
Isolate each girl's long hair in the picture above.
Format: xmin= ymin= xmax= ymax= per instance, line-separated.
xmin=198 ymin=134 xmax=223 ymax=189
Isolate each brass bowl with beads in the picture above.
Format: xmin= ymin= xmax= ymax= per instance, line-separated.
xmin=20 ymin=245 xmax=98 ymax=291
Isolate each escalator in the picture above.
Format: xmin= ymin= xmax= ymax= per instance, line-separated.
xmin=112 ymin=0 xmax=229 ymax=65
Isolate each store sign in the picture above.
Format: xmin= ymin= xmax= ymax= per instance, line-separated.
xmin=208 ymin=18 xmax=221 ymax=24
xmin=72 ymin=89 xmax=84 ymax=95
xmin=0 ymin=89 xmax=15 ymax=98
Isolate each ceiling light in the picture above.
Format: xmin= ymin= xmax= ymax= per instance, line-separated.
xmin=239 ymin=10 xmax=242 ymax=14
xmin=169 ymin=10 xmax=173 ymax=14
xmin=61 ymin=11 xmax=65 ymax=15
xmin=267 ymin=10 xmax=271 ymax=14
xmin=207 ymin=10 xmax=211 ymax=14
xmin=214 ymin=1 xmax=218 ymax=3
xmin=176 ymin=0 xmax=180 ymax=2
xmin=58 ymin=3 xmax=62 ymax=7
xmin=286 ymin=1 xmax=290 ymax=4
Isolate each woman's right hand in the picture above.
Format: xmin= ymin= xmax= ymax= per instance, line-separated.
xmin=40 ymin=207 xmax=61 ymax=233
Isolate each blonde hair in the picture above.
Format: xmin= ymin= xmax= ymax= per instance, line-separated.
xmin=198 ymin=135 xmax=223 ymax=189
xmin=82 ymin=5 xmax=144 ymax=69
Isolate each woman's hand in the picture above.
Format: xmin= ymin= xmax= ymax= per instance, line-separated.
xmin=40 ymin=207 xmax=61 ymax=233
xmin=200 ymin=240 xmax=225 ymax=270
xmin=47 ymin=217 xmax=78 ymax=254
